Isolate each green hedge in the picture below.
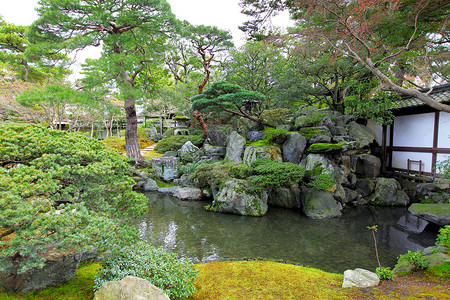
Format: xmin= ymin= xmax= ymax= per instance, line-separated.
xmin=0 ymin=123 xmax=146 ymax=273
xmin=154 ymin=135 xmax=203 ymax=153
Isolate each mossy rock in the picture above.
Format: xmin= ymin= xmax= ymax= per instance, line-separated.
xmin=307 ymin=142 xmax=346 ymax=153
xmin=423 ymin=253 xmax=450 ymax=268
xmin=408 ymin=203 xmax=450 ymax=226
xmin=392 ymin=259 xmax=414 ymax=275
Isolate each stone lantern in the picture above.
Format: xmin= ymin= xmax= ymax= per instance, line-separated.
xmin=173 ymin=115 xmax=190 ymax=135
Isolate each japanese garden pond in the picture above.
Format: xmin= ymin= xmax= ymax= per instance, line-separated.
xmin=138 ymin=192 xmax=439 ymax=273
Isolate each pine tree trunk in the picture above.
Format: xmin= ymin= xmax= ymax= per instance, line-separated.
xmin=124 ymin=96 xmax=144 ymax=165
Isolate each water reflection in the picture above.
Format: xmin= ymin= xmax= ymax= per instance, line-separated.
xmin=138 ymin=192 xmax=438 ymax=273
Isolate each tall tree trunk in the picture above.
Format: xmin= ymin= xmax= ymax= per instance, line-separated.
xmin=193 ymin=110 xmax=208 ymax=139
xmin=194 ymin=48 xmax=213 ymax=138
xmin=124 ymin=96 xmax=144 ymax=165
xmin=22 ymin=60 xmax=29 ymax=82
xmin=114 ymin=42 xmax=145 ymax=164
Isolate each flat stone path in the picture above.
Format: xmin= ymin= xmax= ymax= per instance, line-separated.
xmin=140 ymin=144 xmax=156 ymax=156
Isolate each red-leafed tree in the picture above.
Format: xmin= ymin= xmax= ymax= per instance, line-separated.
xmin=187 ymin=25 xmax=234 ymax=138
xmin=241 ymin=0 xmax=450 ymax=112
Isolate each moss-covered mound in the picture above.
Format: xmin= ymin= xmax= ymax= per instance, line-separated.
xmin=192 ymin=261 xmax=348 ymax=299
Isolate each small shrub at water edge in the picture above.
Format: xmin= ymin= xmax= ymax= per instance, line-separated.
xmin=94 ymin=242 xmax=198 ymax=299
xmin=397 ymin=250 xmax=428 ymax=270
xmin=376 ymin=266 xmax=394 ymax=280
xmin=307 ymin=173 xmax=336 ymax=190
xmin=436 ymin=225 xmax=449 ymax=253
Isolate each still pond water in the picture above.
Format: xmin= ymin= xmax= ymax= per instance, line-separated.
xmin=138 ymin=192 xmax=438 ymax=273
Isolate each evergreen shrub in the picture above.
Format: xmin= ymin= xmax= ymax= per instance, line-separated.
xmin=154 ymin=135 xmax=203 ymax=153
xmin=0 ymin=123 xmax=146 ymax=273
xmin=437 ymin=225 xmax=450 ymax=253
xmin=397 ymin=251 xmax=428 ymax=270
xmin=375 ymin=266 xmax=394 ymax=280
xmin=191 ymin=160 xmax=250 ymax=188
xmin=94 ymin=242 xmax=198 ymax=299
xmin=249 ymin=159 xmax=305 ymax=190
xmin=307 ymin=173 xmax=336 ymax=190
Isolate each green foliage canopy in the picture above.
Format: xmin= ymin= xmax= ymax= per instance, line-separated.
xmin=0 ymin=17 xmax=68 ymax=82
xmin=191 ymin=81 xmax=266 ymax=123
xmin=0 ymin=123 xmax=147 ymax=273
xmin=94 ymin=242 xmax=198 ymax=298
xmin=32 ymin=0 xmax=179 ymax=162
xmin=249 ymin=159 xmax=305 ymax=190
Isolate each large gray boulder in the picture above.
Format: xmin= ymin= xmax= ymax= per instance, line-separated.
xmin=146 ymin=126 xmax=159 ymax=141
xmin=173 ymin=174 xmax=193 ymax=187
xmin=282 ymin=132 xmax=307 ymax=164
xmin=243 ymin=146 xmax=283 ymax=165
xmin=247 ymin=131 xmax=265 ymax=142
xmin=225 ymin=131 xmax=246 ymax=162
xmin=0 ymin=249 xmax=81 ymax=293
xmin=408 ymin=203 xmax=450 ymax=226
xmin=416 ymin=183 xmax=450 ymax=204
xmin=269 ymin=184 xmax=301 ymax=208
xmin=370 ymin=177 xmax=410 ymax=206
xmin=173 ymin=187 xmax=203 ymax=201
xmin=94 ymin=276 xmax=170 ymax=300
xmin=157 ymin=186 xmax=180 ymax=195
xmin=355 ymin=179 xmax=375 ymax=198
xmin=179 ymin=141 xmax=200 ymax=155
xmin=203 ymin=144 xmax=226 ymax=160
xmin=335 ymin=115 xmax=355 ymax=126
xmin=300 ymin=154 xmax=346 ymax=185
xmin=342 ymin=268 xmax=379 ymax=288
xmin=151 ymin=157 xmax=180 ymax=181
xmin=209 ymin=178 xmax=268 ymax=216
xmin=206 ymin=130 xmax=227 ymax=147
xmin=299 ymin=126 xmax=332 ymax=143
xmin=423 ymin=252 xmax=450 ymax=268
xmin=178 ymin=141 xmax=203 ymax=163
xmin=348 ymin=121 xmax=375 ymax=148
xmin=301 ymin=187 xmax=342 ymax=219
xmin=355 ymin=154 xmax=381 ymax=179
xmin=144 ymin=178 xmax=159 ymax=191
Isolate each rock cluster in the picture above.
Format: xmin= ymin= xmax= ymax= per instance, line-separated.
xmin=145 ymin=108 xmax=432 ymax=220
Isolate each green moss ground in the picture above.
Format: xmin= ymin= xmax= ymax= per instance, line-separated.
xmin=0 ymin=262 xmax=101 ymax=300
xmin=192 ymin=261 xmax=348 ymax=300
xmin=409 ymin=203 xmax=450 ymax=216
xmin=1 ymin=261 xmax=448 ymax=300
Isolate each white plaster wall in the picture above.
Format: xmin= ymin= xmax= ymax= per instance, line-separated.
xmin=392 ymin=151 xmax=433 ymax=173
xmin=367 ymin=120 xmax=383 ymax=145
xmin=438 ymin=112 xmax=450 ymax=148
xmin=386 ymin=125 xmax=391 ymax=146
xmin=393 ymin=113 xmax=434 ymax=147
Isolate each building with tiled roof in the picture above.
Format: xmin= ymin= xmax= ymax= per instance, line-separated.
xmin=391 ymin=83 xmax=450 ymax=116
xmin=371 ymin=83 xmax=450 ymax=178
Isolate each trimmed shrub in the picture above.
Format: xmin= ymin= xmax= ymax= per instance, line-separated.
xmin=307 ymin=173 xmax=336 ymax=190
xmin=154 ymin=135 xmax=203 ymax=153
xmin=94 ymin=242 xmax=198 ymax=299
xmin=397 ymin=250 xmax=428 ymax=270
xmin=375 ymin=266 xmax=394 ymax=281
xmin=191 ymin=160 xmax=250 ymax=188
xmin=261 ymin=108 xmax=290 ymax=127
xmin=436 ymin=225 xmax=450 ymax=253
xmin=263 ymin=127 xmax=288 ymax=144
xmin=249 ymin=159 xmax=305 ymax=190
xmin=0 ymin=123 xmax=146 ymax=274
